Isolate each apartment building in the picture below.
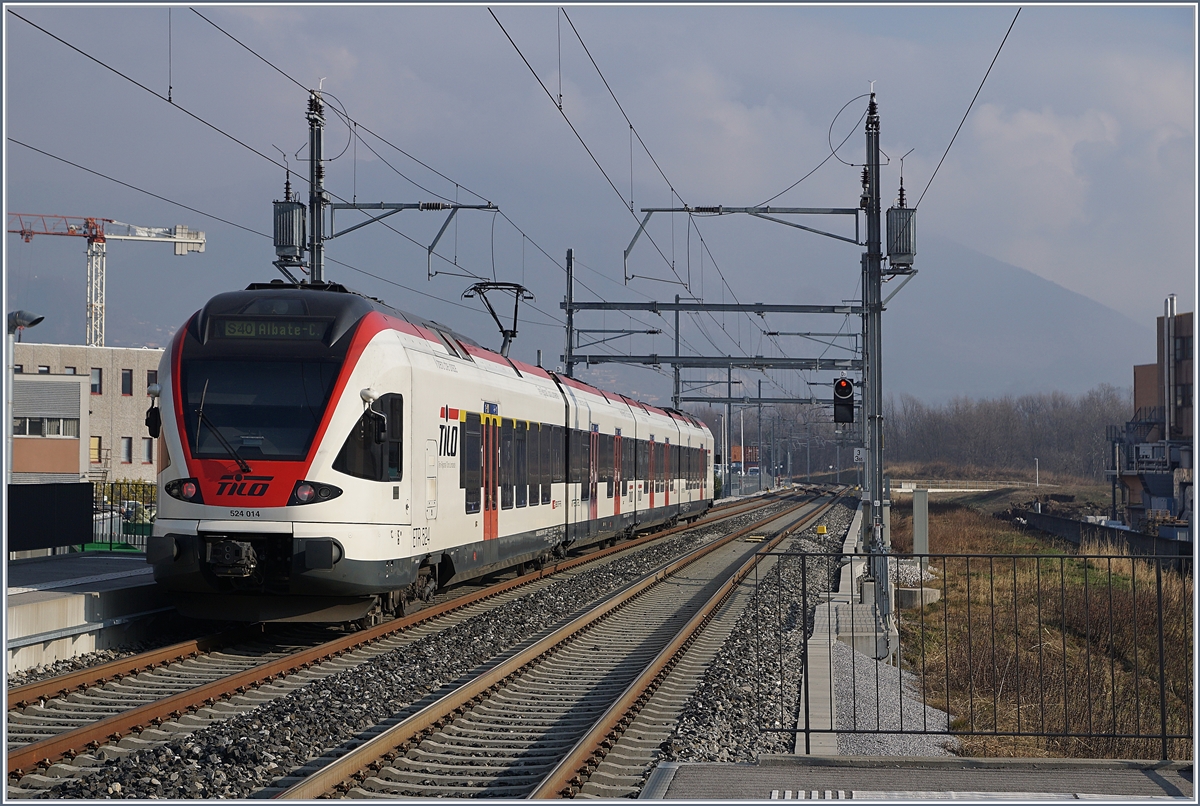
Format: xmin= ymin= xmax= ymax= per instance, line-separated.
xmin=13 ymin=343 xmax=164 ymax=484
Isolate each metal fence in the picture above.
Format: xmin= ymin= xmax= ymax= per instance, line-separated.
xmin=720 ymin=473 xmax=774 ymax=499
xmin=752 ymin=549 xmax=1193 ymax=761
xmin=90 ymin=481 xmax=156 ymax=551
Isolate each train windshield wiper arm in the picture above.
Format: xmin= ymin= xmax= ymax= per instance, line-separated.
xmin=196 ymin=411 xmax=252 ymax=474
xmin=195 ymin=377 xmax=251 ymax=473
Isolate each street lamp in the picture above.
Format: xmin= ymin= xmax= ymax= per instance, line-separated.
xmin=7 ymin=310 xmax=44 ymax=486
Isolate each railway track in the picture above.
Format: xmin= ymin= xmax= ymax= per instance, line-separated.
xmin=273 ymin=492 xmax=840 ymax=799
xmin=6 ymin=491 xmax=805 ymax=792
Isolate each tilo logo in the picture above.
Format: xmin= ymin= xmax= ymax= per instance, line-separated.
xmin=216 ymin=474 xmax=274 ymax=496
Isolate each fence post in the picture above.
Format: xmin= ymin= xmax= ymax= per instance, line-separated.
xmin=913 ymin=489 xmax=929 ymax=571
xmin=1156 ymin=558 xmax=1168 ymax=760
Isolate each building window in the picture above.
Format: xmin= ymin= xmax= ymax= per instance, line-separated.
xmin=121 ymin=437 xmax=133 ymax=463
xmin=15 ymin=417 xmax=80 ymax=437
xmin=37 ymin=365 xmax=50 ymax=374
xmin=142 ymin=437 xmax=154 ymax=463
xmin=64 ymin=366 xmax=76 ymax=375
xmin=90 ymin=436 xmax=102 ymax=463
xmin=91 ymin=368 xmax=103 ymax=394
xmin=147 ymin=369 xmax=158 ymax=392
xmin=121 ymin=369 xmax=133 ymax=396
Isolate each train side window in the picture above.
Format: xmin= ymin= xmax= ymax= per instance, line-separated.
xmin=334 ymin=393 xmax=402 ymax=482
xmin=515 ymin=421 xmax=527 ymax=508
xmin=530 ymin=424 xmax=540 ymax=506
xmin=386 ymin=395 xmax=403 ymax=481
xmin=462 ymin=413 xmax=482 ymax=513
xmin=636 ymin=439 xmax=647 ymax=480
xmin=551 ymin=425 xmax=565 ymax=484
xmin=500 ymin=418 xmax=514 ymax=510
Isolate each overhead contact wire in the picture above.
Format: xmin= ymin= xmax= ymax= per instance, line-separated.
xmin=916 ymin=7 xmax=1021 ymax=209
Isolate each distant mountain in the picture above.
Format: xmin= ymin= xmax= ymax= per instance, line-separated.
xmin=882 ymin=234 xmax=1155 ymax=402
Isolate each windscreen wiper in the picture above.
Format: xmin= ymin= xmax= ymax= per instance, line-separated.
xmin=196 ymin=379 xmax=252 ymax=474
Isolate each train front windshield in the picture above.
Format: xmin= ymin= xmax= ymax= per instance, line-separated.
xmin=180 ymin=359 xmax=341 ymax=461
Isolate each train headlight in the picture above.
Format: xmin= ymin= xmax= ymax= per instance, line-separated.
xmin=165 ymin=478 xmax=204 ymax=503
xmin=288 ymin=480 xmax=343 ymax=506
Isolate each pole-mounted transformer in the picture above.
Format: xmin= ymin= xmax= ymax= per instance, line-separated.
xmin=886 ymin=179 xmax=916 ymax=269
xmin=273 ymin=172 xmax=307 ymax=283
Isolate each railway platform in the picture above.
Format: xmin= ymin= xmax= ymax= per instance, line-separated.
xmin=6 ymin=552 xmax=169 ymax=673
xmin=642 ymin=756 xmax=1194 ymax=800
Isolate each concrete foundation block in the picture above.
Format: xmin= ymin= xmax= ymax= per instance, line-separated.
xmin=897 ymin=586 xmax=942 ymax=609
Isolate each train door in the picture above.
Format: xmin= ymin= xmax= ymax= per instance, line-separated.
xmin=425 ymin=439 xmax=438 ymax=520
xmin=483 ymin=411 xmax=499 ymax=540
xmin=588 ymin=425 xmax=599 ymax=526
xmin=648 ymin=437 xmax=655 ymax=510
xmin=664 ymin=440 xmax=671 ymax=508
xmin=613 ymin=432 xmax=622 ymax=517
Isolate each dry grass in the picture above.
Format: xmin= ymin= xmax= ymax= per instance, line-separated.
xmin=890 ymin=501 xmax=1193 ymax=760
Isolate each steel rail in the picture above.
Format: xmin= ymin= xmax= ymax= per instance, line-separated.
xmin=7 ymin=493 xmax=784 ymax=776
xmin=6 ymin=628 xmax=260 ymax=710
xmin=274 ymin=495 xmax=818 ymax=799
xmin=531 ymin=494 xmax=839 ymax=798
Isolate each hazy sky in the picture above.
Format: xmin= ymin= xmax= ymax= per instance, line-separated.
xmin=4 ymin=4 xmax=1196 ymax=403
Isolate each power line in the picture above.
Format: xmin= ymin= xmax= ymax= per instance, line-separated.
xmin=916 ymin=7 xmax=1021 ymax=209
xmin=554 ymin=10 xmax=781 ymax=373
xmin=758 ymin=96 xmax=868 ymax=206
xmin=8 ymin=137 xmax=571 ymax=334
xmin=189 ymin=7 xmax=307 ymax=92
xmin=190 ymin=7 xmax=592 ymax=305
xmin=8 ymin=138 xmax=271 ymax=239
xmin=8 ymin=9 xmax=288 ymax=173
xmin=559 ymin=11 xmax=820 ymax=379
xmin=489 ymin=7 xmax=682 ymax=288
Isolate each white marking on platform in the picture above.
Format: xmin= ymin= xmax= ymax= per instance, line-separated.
xmin=9 ymin=567 xmax=155 ymax=595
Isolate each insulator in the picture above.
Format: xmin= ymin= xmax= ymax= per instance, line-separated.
xmin=419 ymin=202 xmax=448 ymax=211
xmin=693 ymin=206 xmax=721 ymax=214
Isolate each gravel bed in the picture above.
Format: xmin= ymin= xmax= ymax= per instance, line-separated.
xmin=662 ymin=499 xmax=855 ymax=763
xmin=30 ymin=501 xmax=794 ymax=799
xmin=832 ymin=641 xmax=958 ymax=756
xmin=660 ymin=499 xmax=960 ymax=773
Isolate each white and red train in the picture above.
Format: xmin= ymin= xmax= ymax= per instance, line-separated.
xmin=147 ymin=281 xmax=714 ymax=623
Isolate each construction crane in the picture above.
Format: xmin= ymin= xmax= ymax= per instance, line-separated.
xmin=7 ymin=214 xmax=205 ymax=347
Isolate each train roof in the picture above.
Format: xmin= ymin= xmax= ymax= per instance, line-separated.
xmin=193 ymin=281 xmax=483 ymax=351
xmin=200 ymin=281 xmax=710 ymax=436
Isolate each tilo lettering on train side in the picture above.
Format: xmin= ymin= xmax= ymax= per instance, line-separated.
xmin=216 ymin=474 xmax=274 ymax=496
